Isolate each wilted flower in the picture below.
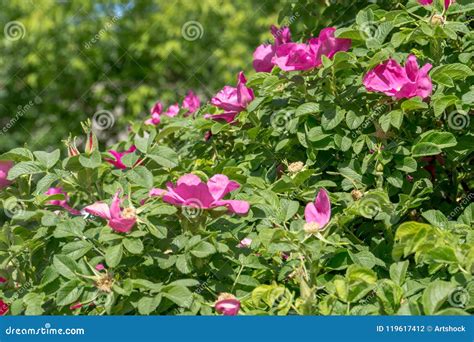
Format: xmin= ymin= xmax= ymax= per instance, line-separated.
xmin=95 ymin=273 xmax=114 ymax=293
xmin=351 ymin=189 xmax=363 ymax=201
xmin=363 ymin=55 xmax=432 ymax=99
xmin=84 ymin=190 xmax=137 ymax=233
xmin=0 ymin=161 xmax=14 ymax=190
xmin=215 ymin=293 xmax=240 ymax=316
xmin=182 ymin=91 xmax=200 ymax=115
xmin=149 ymin=174 xmax=250 ymax=215
xmin=288 ymin=161 xmax=304 ymax=173
xmin=45 ymin=187 xmax=81 ymax=215
xmin=105 ymin=145 xmax=137 ymax=170
xmin=304 ymin=189 xmax=331 ymax=233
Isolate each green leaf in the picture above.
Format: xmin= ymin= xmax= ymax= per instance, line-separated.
xmin=56 ymin=279 xmax=83 ymax=306
xmin=296 ymin=102 xmax=319 ymax=117
xmin=176 ymin=254 xmax=192 ymax=274
xmin=126 ymin=166 xmax=153 ymax=189
xmin=389 ymin=261 xmax=409 ymax=286
xmin=123 ymin=238 xmax=144 ymax=254
xmin=431 ymin=63 xmax=473 ymax=87
xmin=34 ymin=149 xmax=60 ymax=169
xmin=62 ymin=240 xmax=93 ymax=260
xmin=401 ymin=97 xmax=428 ymax=112
xmin=105 ymin=243 xmax=123 ymax=268
xmin=162 ymin=285 xmax=193 ymax=308
xmin=53 ymin=255 xmax=80 ymax=279
xmin=190 ymin=241 xmax=216 ymax=258
xmin=137 ymin=295 xmax=162 ymax=315
xmin=79 ymin=150 xmax=102 ymax=168
xmin=148 ymin=146 xmax=178 ymax=168
xmin=418 ymin=131 xmax=457 ymax=149
xmin=7 ymin=161 xmax=43 ymax=180
xmin=422 ymin=280 xmax=456 ymax=314
xmin=411 ymin=142 xmax=442 ymax=157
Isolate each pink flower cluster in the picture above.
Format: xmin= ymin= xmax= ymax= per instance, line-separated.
xmin=145 ymin=90 xmax=200 ymax=126
xmin=253 ymin=26 xmax=351 ymax=72
xmin=205 ymin=72 xmax=255 ymax=123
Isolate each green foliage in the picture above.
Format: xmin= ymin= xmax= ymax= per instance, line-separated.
xmin=0 ymin=0 xmax=284 ymax=152
xmin=0 ymin=0 xmax=473 ymax=316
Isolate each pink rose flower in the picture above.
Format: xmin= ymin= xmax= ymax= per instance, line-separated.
xmin=253 ymin=44 xmax=276 ymax=73
xmin=237 ymin=238 xmax=252 ymax=248
xmin=163 ymin=103 xmax=180 ymax=117
xmin=309 ymin=27 xmax=351 ymax=67
xmin=84 ymin=191 xmax=137 ymax=233
xmin=363 ymin=54 xmax=432 ymax=99
xmin=149 ymin=174 xmax=250 ymax=215
xmin=271 ymin=25 xmax=291 ymax=46
xmin=182 ymin=91 xmax=201 ymax=115
xmin=253 ymin=25 xmax=292 ymax=72
xmin=273 ymin=27 xmax=351 ymax=72
xmin=45 ymin=187 xmax=81 ymax=215
xmin=0 ymin=299 xmax=8 ymax=315
xmin=215 ymin=294 xmax=240 ymax=316
xmin=304 ymin=189 xmax=331 ymax=233
xmin=272 ymin=42 xmax=317 ymax=71
xmin=210 ymin=72 xmax=254 ymax=113
xmin=0 ymin=161 xmax=14 ymax=190
xmin=418 ymin=0 xmax=453 ymax=8
xmin=145 ymin=101 xmax=163 ymax=126
xmin=105 ymin=145 xmax=138 ymax=170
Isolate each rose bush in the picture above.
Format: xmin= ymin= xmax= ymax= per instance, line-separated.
xmin=0 ymin=0 xmax=473 ymax=316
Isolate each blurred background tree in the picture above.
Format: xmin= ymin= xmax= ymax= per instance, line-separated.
xmin=0 ymin=0 xmax=286 ymax=152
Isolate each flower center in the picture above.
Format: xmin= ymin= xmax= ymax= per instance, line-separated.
xmin=303 ymin=222 xmax=321 ymax=234
xmin=95 ymin=274 xmax=114 ymax=293
xmin=122 ymin=207 xmax=136 ymax=219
